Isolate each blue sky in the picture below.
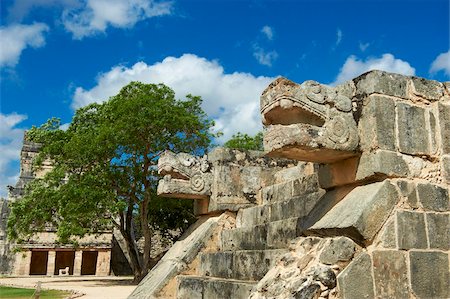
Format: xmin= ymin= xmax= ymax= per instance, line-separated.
xmin=1 ymin=0 xmax=449 ymax=197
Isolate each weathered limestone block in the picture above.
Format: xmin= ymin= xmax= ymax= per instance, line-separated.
xmin=438 ymin=102 xmax=450 ymax=154
xmin=416 ymin=183 xmax=449 ymax=212
xmin=377 ymin=217 xmax=396 ymax=249
xmin=177 ymin=275 xmax=255 ymax=299
xmin=129 ymin=214 xmax=229 ymax=299
xmin=372 ymin=250 xmax=409 ymax=298
xmin=426 ymin=212 xmax=450 ymax=250
xmin=200 ymin=249 xmax=286 ymax=281
xmin=337 ymin=252 xmax=375 ymax=299
xmin=410 ymin=76 xmax=445 ymax=101
xmin=236 ymin=205 xmax=270 ymax=228
xmin=355 ymin=150 xmax=409 ymax=181
xmin=221 ymin=225 xmax=267 ymax=251
xmin=270 ymin=192 xmax=323 ymax=222
xmin=442 ymin=155 xmax=450 ymax=183
xmin=308 ymin=181 xmax=399 ymax=243
xmin=396 ymin=180 xmax=419 ymax=208
xmin=354 ymin=69 xmax=409 ymax=99
xmin=409 ymin=251 xmax=449 ymax=299
xmin=261 ymin=181 xmax=294 ymax=204
xmin=267 ymin=217 xmax=301 ymax=249
xmin=319 ymin=237 xmax=356 ymax=265
xmin=358 ymin=95 xmax=396 ymax=152
xmin=397 ymin=102 xmax=430 ymax=155
xmin=396 ymin=210 xmax=427 ymax=249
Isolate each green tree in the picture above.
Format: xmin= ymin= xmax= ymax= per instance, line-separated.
xmin=7 ymin=82 xmax=217 ymax=282
xmin=224 ymin=131 xmax=264 ymax=151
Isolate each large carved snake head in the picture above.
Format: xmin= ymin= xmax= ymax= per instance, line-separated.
xmin=157 ymin=150 xmax=211 ymax=199
xmin=260 ymin=78 xmax=359 ymax=163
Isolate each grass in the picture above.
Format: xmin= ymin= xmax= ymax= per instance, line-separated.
xmin=0 ymin=285 xmax=71 ymax=299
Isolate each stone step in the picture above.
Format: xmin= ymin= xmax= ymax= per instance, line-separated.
xmin=177 ymin=275 xmax=256 ymax=299
xmin=236 ymin=191 xmax=324 ymax=228
xmin=261 ymin=174 xmax=321 ymax=204
xmin=221 ymin=225 xmax=268 ymax=251
xmin=236 ymin=205 xmax=270 ymax=228
xmin=267 ymin=217 xmax=303 ymax=249
xmin=199 ymin=249 xmax=287 ymax=281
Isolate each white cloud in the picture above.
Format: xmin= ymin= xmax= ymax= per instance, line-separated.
xmin=261 ymin=25 xmax=274 ymax=40
xmin=7 ymin=0 xmax=80 ymax=22
xmin=336 ymin=28 xmax=342 ymax=46
xmin=0 ymin=112 xmax=27 ymax=198
xmin=0 ymin=23 xmax=49 ymax=67
xmin=71 ymin=54 xmax=275 ymax=141
xmin=359 ymin=41 xmax=370 ymax=52
xmin=62 ymin=0 xmax=172 ymax=39
xmin=332 ymin=53 xmax=416 ymax=85
xmin=253 ymin=45 xmax=278 ymax=67
xmin=430 ymin=50 xmax=450 ymax=77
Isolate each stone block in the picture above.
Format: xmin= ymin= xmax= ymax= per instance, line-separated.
xmin=410 ymin=76 xmax=444 ymax=101
xmin=358 ymin=95 xmax=396 ymax=151
xmin=292 ymin=174 xmax=321 ymax=197
xmin=337 ymin=252 xmax=375 ymax=299
xmin=396 ymin=210 xmax=427 ymax=250
xmin=396 ymin=180 xmax=418 ymax=208
xmin=177 ymin=275 xmax=204 ymax=299
xmin=203 ymin=276 xmax=255 ymax=299
xmin=318 ymin=157 xmax=359 ymax=189
xmin=270 ymin=192 xmax=323 ymax=222
xmin=416 ymin=183 xmax=449 ymax=212
xmin=354 ymin=70 xmax=409 ymax=99
xmin=200 ymin=252 xmax=233 ymax=279
xmin=319 ymin=237 xmax=356 ymax=265
xmin=200 ymin=250 xmax=285 ymax=281
xmin=221 ymin=225 xmax=267 ymax=251
xmin=397 ymin=102 xmax=430 ymax=155
xmin=355 ymin=150 xmax=409 ymax=181
xmin=308 ymin=181 xmax=399 ymax=243
xmin=267 ymin=217 xmax=301 ymax=249
xmin=378 ymin=217 xmax=396 ymax=249
xmin=236 ymin=205 xmax=270 ymax=228
xmin=426 ymin=213 xmax=450 ymax=250
xmin=442 ymin=155 xmax=450 ymax=183
xmin=261 ymin=181 xmax=293 ymax=204
xmin=372 ymin=250 xmax=409 ymax=298
xmin=409 ymin=251 xmax=449 ymax=299
xmin=438 ymin=102 xmax=450 ymax=154
xmin=233 ymin=249 xmax=286 ymax=281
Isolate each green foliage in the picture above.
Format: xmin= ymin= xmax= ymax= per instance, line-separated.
xmin=224 ymin=131 xmax=264 ymax=151
xmin=7 ymin=82 xmax=217 ymax=278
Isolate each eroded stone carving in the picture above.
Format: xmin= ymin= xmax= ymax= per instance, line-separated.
xmin=261 ymin=78 xmax=359 ymax=163
xmin=158 ymin=151 xmax=212 ymax=200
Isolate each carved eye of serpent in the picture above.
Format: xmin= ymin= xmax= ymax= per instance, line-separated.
xmin=327 ymin=116 xmax=350 ymax=144
xmin=182 ymin=157 xmax=194 ymax=167
xmin=190 ymin=174 xmax=205 ymax=192
xmin=304 ymin=82 xmax=325 ymax=104
xmin=334 ymin=95 xmax=352 ymax=112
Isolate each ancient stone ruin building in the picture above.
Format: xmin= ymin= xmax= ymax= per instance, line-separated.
xmin=0 ymin=135 xmax=122 ymax=276
xmin=130 ymin=70 xmax=449 ymax=299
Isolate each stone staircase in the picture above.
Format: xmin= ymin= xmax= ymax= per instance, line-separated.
xmin=176 ymin=172 xmax=325 ymax=299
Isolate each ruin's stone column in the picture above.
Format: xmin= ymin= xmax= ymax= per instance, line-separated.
xmin=73 ymin=250 xmax=82 ymax=275
xmin=13 ymin=250 xmax=31 ymax=275
xmin=96 ymin=250 xmax=111 ymax=276
xmin=46 ymin=250 xmax=55 ymax=276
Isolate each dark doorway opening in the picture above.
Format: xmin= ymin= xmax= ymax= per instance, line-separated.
xmin=81 ymin=251 xmax=98 ymax=275
xmin=29 ymin=251 xmax=48 ymax=275
xmin=54 ymin=251 xmax=75 ymax=275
